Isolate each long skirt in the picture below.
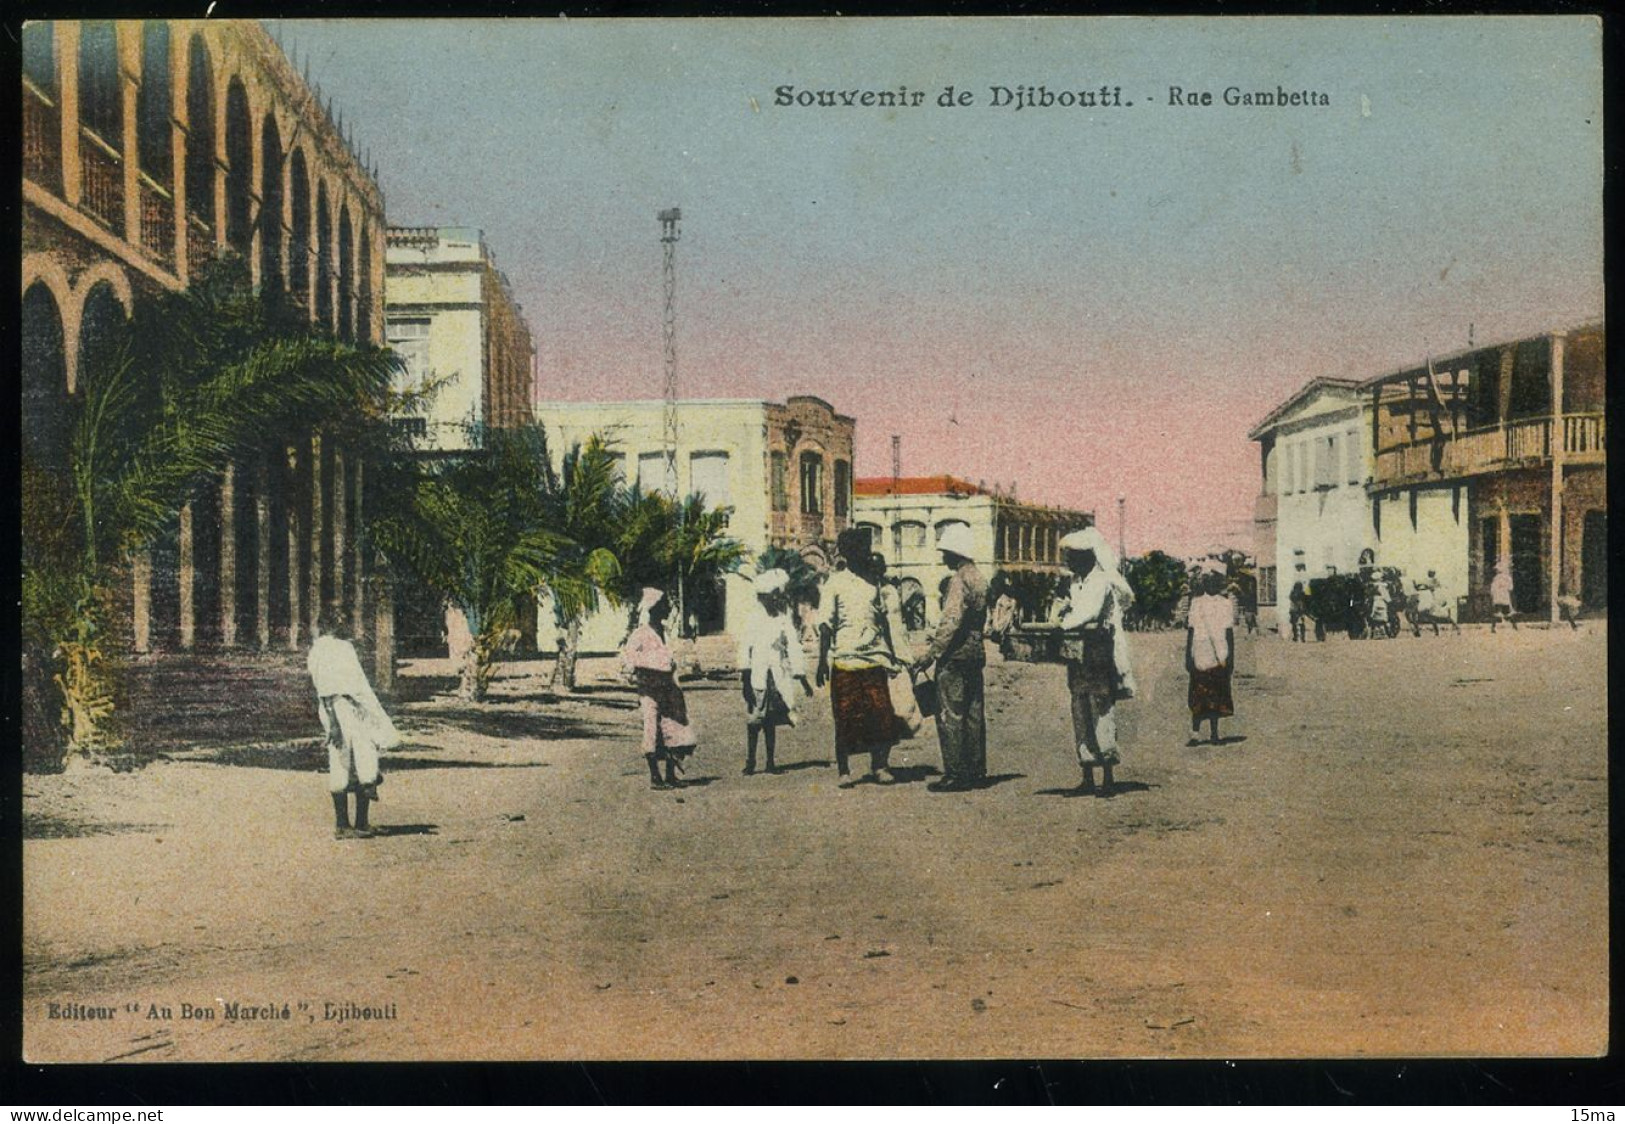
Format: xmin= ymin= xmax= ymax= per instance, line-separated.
xmin=1067 ymin=661 xmax=1119 ymax=767
xmin=637 ymin=671 xmax=698 ymax=758
xmin=935 ymin=662 xmax=987 ymax=782
xmin=743 ymin=671 xmax=793 ymax=730
xmin=1188 ymin=665 xmax=1235 ymax=722
xmin=321 ymin=695 xmax=385 ymax=796
xmin=830 ymin=666 xmax=900 ymax=756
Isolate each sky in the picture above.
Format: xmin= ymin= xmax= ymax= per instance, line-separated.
xmin=284 ymin=17 xmax=1602 ymax=557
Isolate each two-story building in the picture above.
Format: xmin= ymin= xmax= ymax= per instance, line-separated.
xmin=852 ymin=476 xmax=1093 ymax=628
xmin=1363 ymin=324 xmax=1606 ymax=622
xmin=532 ymin=395 xmax=855 ymax=653
xmin=383 ymin=226 xmax=536 ymax=451
xmin=22 ymin=20 xmax=394 ymax=715
xmin=1248 ymin=379 xmax=1376 ymax=633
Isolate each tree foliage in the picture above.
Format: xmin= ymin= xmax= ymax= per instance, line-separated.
xmin=22 ymin=257 xmax=406 ymax=766
xmin=1122 ymin=550 xmax=1189 ymax=629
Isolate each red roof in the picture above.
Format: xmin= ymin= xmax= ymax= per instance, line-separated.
xmin=853 ymin=475 xmax=990 ymax=497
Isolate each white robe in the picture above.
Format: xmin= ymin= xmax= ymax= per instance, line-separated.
xmin=308 ymin=635 xmax=400 ymax=793
xmin=736 ymin=607 xmax=808 ymax=726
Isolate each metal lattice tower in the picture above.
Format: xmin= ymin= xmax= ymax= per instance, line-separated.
xmin=659 ymin=208 xmax=682 ymax=498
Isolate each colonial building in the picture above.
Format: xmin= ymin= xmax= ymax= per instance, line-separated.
xmin=384 ymin=226 xmax=536 ymax=451
xmin=852 ymin=476 xmax=1093 ymax=628
xmin=1247 ymin=379 xmax=1375 ymax=633
xmin=1363 ymin=323 xmax=1606 ymax=622
xmin=533 ymin=395 xmax=856 ymax=652
xmin=22 ymin=21 xmax=393 ymax=705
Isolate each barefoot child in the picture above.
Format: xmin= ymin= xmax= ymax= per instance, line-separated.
xmin=1186 ymin=568 xmax=1236 ymax=745
xmin=738 ymin=569 xmax=812 ymax=774
xmin=622 ymin=588 xmax=698 ymax=789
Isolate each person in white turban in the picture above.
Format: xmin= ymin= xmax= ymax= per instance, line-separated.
xmin=736 ymin=569 xmax=811 ymax=774
xmin=621 ymin=587 xmax=698 ymax=789
xmin=1186 ymin=565 xmax=1236 ymax=744
xmin=911 ymin=521 xmax=989 ymax=792
xmin=307 ymin=611 xmax=400 ymax=839
xmin=1054 ymin=526 xmax=1136 ymax=794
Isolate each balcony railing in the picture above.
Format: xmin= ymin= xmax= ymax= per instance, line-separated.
xmin=1373 ymin=413 xmax=1605 ymax=485
xmin=80 ymin=127 xmax=124 ymax=231
xmin=186 ymin=214 xmax=215 ymax=280
xmin=139 ymin=173 xmax=175 ymax=268
xmin=23 ymin=80 xmax=62 ymax=194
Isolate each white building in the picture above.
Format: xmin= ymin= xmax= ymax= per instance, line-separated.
xmin=853 ymin=476 xmax=1092 ymax=628
xmin=384 ymin=226 xmax=535 ymax=452
xmin=1249 ymin=379 xmax=1376 ymax=633
xmin=533 ymin=395 xmax=856 ymax=654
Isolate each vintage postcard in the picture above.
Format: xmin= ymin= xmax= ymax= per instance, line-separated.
xmin=20 ymin=16 xmax=1605 ymax=1062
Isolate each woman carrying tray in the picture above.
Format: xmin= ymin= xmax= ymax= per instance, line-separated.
xmin=1054 ymin=527 xmax=1136 ymax=795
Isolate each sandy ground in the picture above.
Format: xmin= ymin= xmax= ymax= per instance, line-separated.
xmin=23 ymin=625 xmax=1608 ymax=1061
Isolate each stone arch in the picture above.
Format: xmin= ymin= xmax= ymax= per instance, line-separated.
xmin=338 ymin=202 xmax=355 ymax=341
xmin=289 ymin=146 xmax=312 ymax=310
xmin=184 ymin=31 xmax=216 ymax=227
xmin=259 ymin=111 xmax=285 ymax=292
xmin=224 ymin=76 xmax=254 ymax=257
xmin=315 ymin=179 xmax=333 ymax=329
xmin=76 ymin=280 xmax=132 ymax=405
xmin=22 ymin=281 xmax=71 ymax=474
xmin=137 ymin=20 xmax=173 ymax=185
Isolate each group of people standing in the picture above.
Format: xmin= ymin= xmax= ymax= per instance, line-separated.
xmin=618 ymin=523 xmax=1153 ymax=797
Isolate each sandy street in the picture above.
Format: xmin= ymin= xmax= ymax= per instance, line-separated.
xmin=23 ymin=625 xmax=1607 ymax=1062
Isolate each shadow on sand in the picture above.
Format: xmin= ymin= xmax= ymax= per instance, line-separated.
xmin=1035 ymin=780 xmax=1157 ymax=799
xmin=1185 ymin=735 xmax=1249 ymax=748
xmin=366 ymin=824 xmax=440 ymax=838
xmin=398 ymin=706 xmax=617 ymax=742
xmin=193 ymin=743 xmax=548 ymax=773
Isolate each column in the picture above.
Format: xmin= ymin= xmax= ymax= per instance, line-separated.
xmin=256 ymin=454 xmax=271 ymax=649
xmin=57 ymin=24 xmax=82 ymax=206
xmin=1549 ymin=331 xmax=1566 ymax=624
xmin=286 ymin=444 xmax=302 ymax=650
xmin=308 ymin=432 xmax=324 ymax=638
xmin=170 ymin=83 xmax=188 ymax=280
xmin=178 ymin=501 xmax=195 ymax=650
xmin=219 ymin=465 xmax=237 ymax=647
xmin=331 ymin=446 xmax=346 ymax=622
xmin=132 ymin=549 xmax=152 ymax=653
xmin=351 ymin=458 xmax=367 ymax=639
xmin=372 ymin=574 xmax=395 ymax=696
xmin=120 ymin=53 xmax=140 ymax=247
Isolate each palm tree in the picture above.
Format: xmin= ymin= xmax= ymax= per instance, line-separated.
xmin=657 ymin=494 xmax=749 ymax=640
xmin=22 ymin=258 xmax=403 ymax=767
xmin=545 ymin=436 xmax=625 ymax=691
xmin=368 ymin=423 xmax=567 ymax=701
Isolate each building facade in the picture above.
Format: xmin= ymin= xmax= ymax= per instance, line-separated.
xmin=22 ymin=20 xmax=393 ymax=693
xmin=1248 ymin=379 xmax=1376 ymax=633
xmin=1363 ymin=324 xmax=1605 ymax=622
xmin=533 ymin=395 xmax=856 ymax=652
xmin=852 ymin=476 xmax=1093 ymax=628
xmin=383 ymin=226 xmax=536 ymax=451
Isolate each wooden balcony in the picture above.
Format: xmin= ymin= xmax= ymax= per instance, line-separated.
xmin=23 ymin=80 xmax=62 ymax=194
xmin=1373 ymin=413 xmax=1605 ymax=487
xmin=139 ymin=173 xmax=175 ymax=269
xmin=80 ymin=127 xmax=124 ymax=231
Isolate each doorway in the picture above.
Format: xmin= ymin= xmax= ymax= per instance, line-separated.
xmin=1508 ymin=514 xmax=1543 ymax=614
xmin=1581 ymin=510 xmax=1608 ymax=610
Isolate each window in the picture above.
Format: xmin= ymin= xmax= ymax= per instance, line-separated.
xmin=185 ymin=35 xmax=215 ymax=226
xmin=799 ymin=451 xmax=824 ymax=515
xmin=894 ymin=521 xmax=927 ymax=553
xmin=689 ymin=451 xmax=731 ymax=508
xmin=854 ymin=522 xmax=882 ymax=555
xmin=138 ymin=23 xmax=171 ymax=181
xmin=23 ymin=23 xmax=55 ymax=94
xmin=1320 ymin=435 xmax=1339 ymax=489
xmin=1346 ymin=430 xmax=1362 ymax=484
xmin=833 ymin=459 xmax=851 ymax=518
xmin=637 ymin=452 xmax=666 ymax=495
xmin=770 ymin=451 xmax=789 ymax=511
xmin=386 ymin=318 xmax=432 ymax=389
xmin=78 ymin=22 xmax=121 ymax=144
xmin=1259 ymin=566 xmax=1277 ymax=606
xmin=605 ymin=452 xmax=626 ymax=484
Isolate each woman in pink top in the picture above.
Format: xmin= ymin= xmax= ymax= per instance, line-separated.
xmin=622 ymin=588 xmax=698 ymax=789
